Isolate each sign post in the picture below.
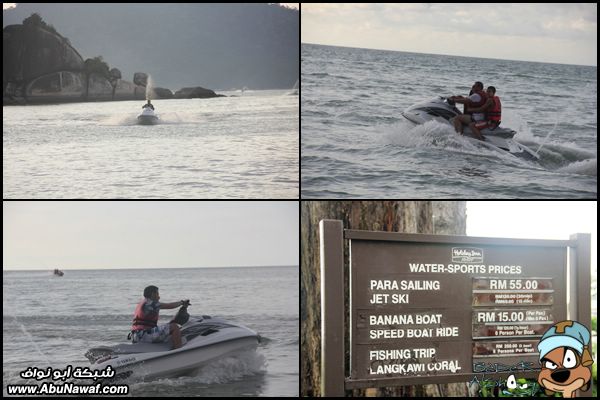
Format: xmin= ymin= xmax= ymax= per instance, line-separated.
xmin=319 ymin=222 xmax=591 ymax=396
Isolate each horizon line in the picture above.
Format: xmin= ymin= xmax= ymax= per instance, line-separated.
xmin=302 ymin=41 xmax=598 ymax=68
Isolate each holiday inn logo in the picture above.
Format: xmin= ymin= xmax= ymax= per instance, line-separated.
xmin=452 ymin=247 xmax=483 ymax=263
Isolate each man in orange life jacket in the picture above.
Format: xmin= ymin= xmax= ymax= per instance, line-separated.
xmin=131 ymin=285 xmax=190 ymax=350
xmin=448 ymin=81 xmax=487 ymax=140
xmin=467 ymin=86 xmax=502 ymax=140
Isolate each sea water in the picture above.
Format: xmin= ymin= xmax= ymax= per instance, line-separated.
xmin=301 ymin=43 xmax=597 ymax=198
xmin=2 ymin=266 xmax=298 ymax=397
xmin=3 ymin=91 xmax=298 ymax=199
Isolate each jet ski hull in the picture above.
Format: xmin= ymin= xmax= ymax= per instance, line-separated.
xmin=85 ymin=316 xmax=259 ymax=381
xmin=137 ymin=108 xmax=159 ymax=125
xmin=454 ymin=123 xmax=539 ymax=160
xmin=89 ymin=336 xmax=259 ymax=381
xmin=137 ymin=115 xmax=159 ymax=125
xmin=401 ymin=97 xmax=539 ymax=161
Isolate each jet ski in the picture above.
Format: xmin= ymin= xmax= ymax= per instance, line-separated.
xmin=85 ymin=305 xmax=259 ymax=381
xmin=401 ymin=97 xmax=539 ymax=161
xmin=137 ymin=106 xmax=159 ymax=125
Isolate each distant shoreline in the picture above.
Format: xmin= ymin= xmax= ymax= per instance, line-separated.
xmin=301 ymin=42 xmax=598 ymax=68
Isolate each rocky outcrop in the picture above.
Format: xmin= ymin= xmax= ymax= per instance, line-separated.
xmin=3 ymin=24 xmax=84 ymax=82
xmin=112 ymin=80 xmax=137 ymax=99
xmin=24 ymin=71 xmax=85 ymax=103
xmin=3 ymin=18 xmax=146 ymax=104
xmin=133 ymin=72 xmax=148 ymax=87
xmin=87 ymin=72 xmax=114 ymax=101
xmin=4 ymin=23 xmax=86 ymax=104
xmin=133 ymin=73 xmax=173 ymax=98
xmin=174 ymin=86 xmax=225 ymax=99
xmin=4 ymin=15 xmax=225 ymax=104
xmin=153 ymin=87 xmax=174 ymax=99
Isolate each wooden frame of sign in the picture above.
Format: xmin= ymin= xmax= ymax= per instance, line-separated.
xmin=319 ymin=220 xmax=591 ymax=397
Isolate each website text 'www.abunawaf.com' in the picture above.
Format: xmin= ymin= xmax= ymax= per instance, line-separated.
xmin=7 ymin=365 xmax=129 ymax=396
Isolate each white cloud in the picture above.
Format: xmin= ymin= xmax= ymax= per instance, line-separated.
xmin=302 ymin=3 xmax=598 ymax=65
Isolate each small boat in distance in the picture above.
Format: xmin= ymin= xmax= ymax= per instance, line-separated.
xmin=53 ymin=268 xmax=64 ymax=276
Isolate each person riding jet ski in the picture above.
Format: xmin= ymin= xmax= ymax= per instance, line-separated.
xmin=142 ymin=100 xmax=155 ymax=110
xmin=448 ymin=81 xmax=487 ymax=140
xmin=466 ymin=86 xmax=503 ymax=140
xmin=85 ymin=300 xmax=259 ymax=381
xmin=130 ymin=285 xmax=190 ymax=350
xmin=137 ymin=101 xmax=159 ymax=124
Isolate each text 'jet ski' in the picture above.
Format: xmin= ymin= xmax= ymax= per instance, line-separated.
xmin=85 ymin=304 xmax=259 ymax=381
xmin=401 ymin=97 xmax=539 ymax=161
xmin=137 ymin=101 xmax=159 ymax=125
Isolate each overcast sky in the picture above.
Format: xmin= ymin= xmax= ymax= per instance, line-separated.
xmin=467 ymin=201 xmax=596 ymax=278
xmin=3 ymin=201 xmax=298 ymax=270
xmin=3 ymin=3 xmax=299 ymax=9
xmin=302 ymin=3 xmax=597 ymax=66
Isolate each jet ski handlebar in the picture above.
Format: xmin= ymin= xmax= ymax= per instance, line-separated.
xmin=171 ymin=301 xmax=191 ymax=325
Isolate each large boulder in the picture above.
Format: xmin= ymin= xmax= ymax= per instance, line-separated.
xmin=87 ymin=72 xmax=114 ymax=101
xmin=109 ymin=68 xmax=122 ymax=80
xmin=3 ymin=24 xmax=84 ymax=83
xmin=174 ymin=86 xmax=224 ymax=99
xmin=133 ymin=72 xmax=148 ymax=87
xmin=25 ymin=71 xmax=85 ymax=103
xmin=113 ymin=79 xmax=144 ymax=100
xmin=134 ymin=85 xmax=147 ymax=99
xmin=153 ymin=87 xmax=173 ymax=99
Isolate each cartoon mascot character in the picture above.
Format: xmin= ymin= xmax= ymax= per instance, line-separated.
xmin=537 ymin=320 xmax=593 ymax=398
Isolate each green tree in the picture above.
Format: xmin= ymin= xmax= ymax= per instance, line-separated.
xmin=84 ymin=56 xmax=111 ymax=79
xmin=22 ymin=13 xmax=59 ymax=35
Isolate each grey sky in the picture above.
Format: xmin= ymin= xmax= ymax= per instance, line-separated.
xmin=3 ymin=201 xmax=298 ymax=270
xmin=302 ymin=3 xmax=597 ymax=66
xmin=3 ymin=3 xmax=299 ymax=10
xmin=467 ymin=201 xmax=596 ymax=277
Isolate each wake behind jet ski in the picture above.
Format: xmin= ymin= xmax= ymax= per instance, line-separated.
xmin=401 ymin=97 xmax=539 ymax=161
xmin=137 ymin=100 xmax=159 ymax=125
xmin=85 ymin=303 xmax=259 ymax=381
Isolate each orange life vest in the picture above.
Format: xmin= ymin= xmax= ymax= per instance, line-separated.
xmin=131 ymin=298 xmax=159 ymax=331
xmin=487 ymin=96 xmax=501 ymax=123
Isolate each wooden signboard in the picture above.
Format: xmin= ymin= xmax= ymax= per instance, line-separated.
xmin=318 ymin=220 xmax=591 ymax=396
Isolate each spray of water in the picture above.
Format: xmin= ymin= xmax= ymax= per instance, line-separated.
xmin=288 ymin=79 xmax=299 ymax=95
xmin=13 ymin=315 xmax=52 ymax=366
xmin=146 ymin=75 xmax=155 ymax=101
xmin=4 ymin=278 xmax=52 ymax=366
xmin=533 ymin=113 xmax=560 ymax=158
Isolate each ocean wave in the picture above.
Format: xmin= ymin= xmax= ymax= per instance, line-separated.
xmin=557 ymin=158 xmax=597 ymax=176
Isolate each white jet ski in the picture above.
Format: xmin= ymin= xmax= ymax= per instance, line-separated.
xmin=137 ymin=105 xmax=159 ymax=125
xmin=85 ymin=305 xmax=259 ymax=381
xmin=401 ymin=97 xmax=539 ymax=161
